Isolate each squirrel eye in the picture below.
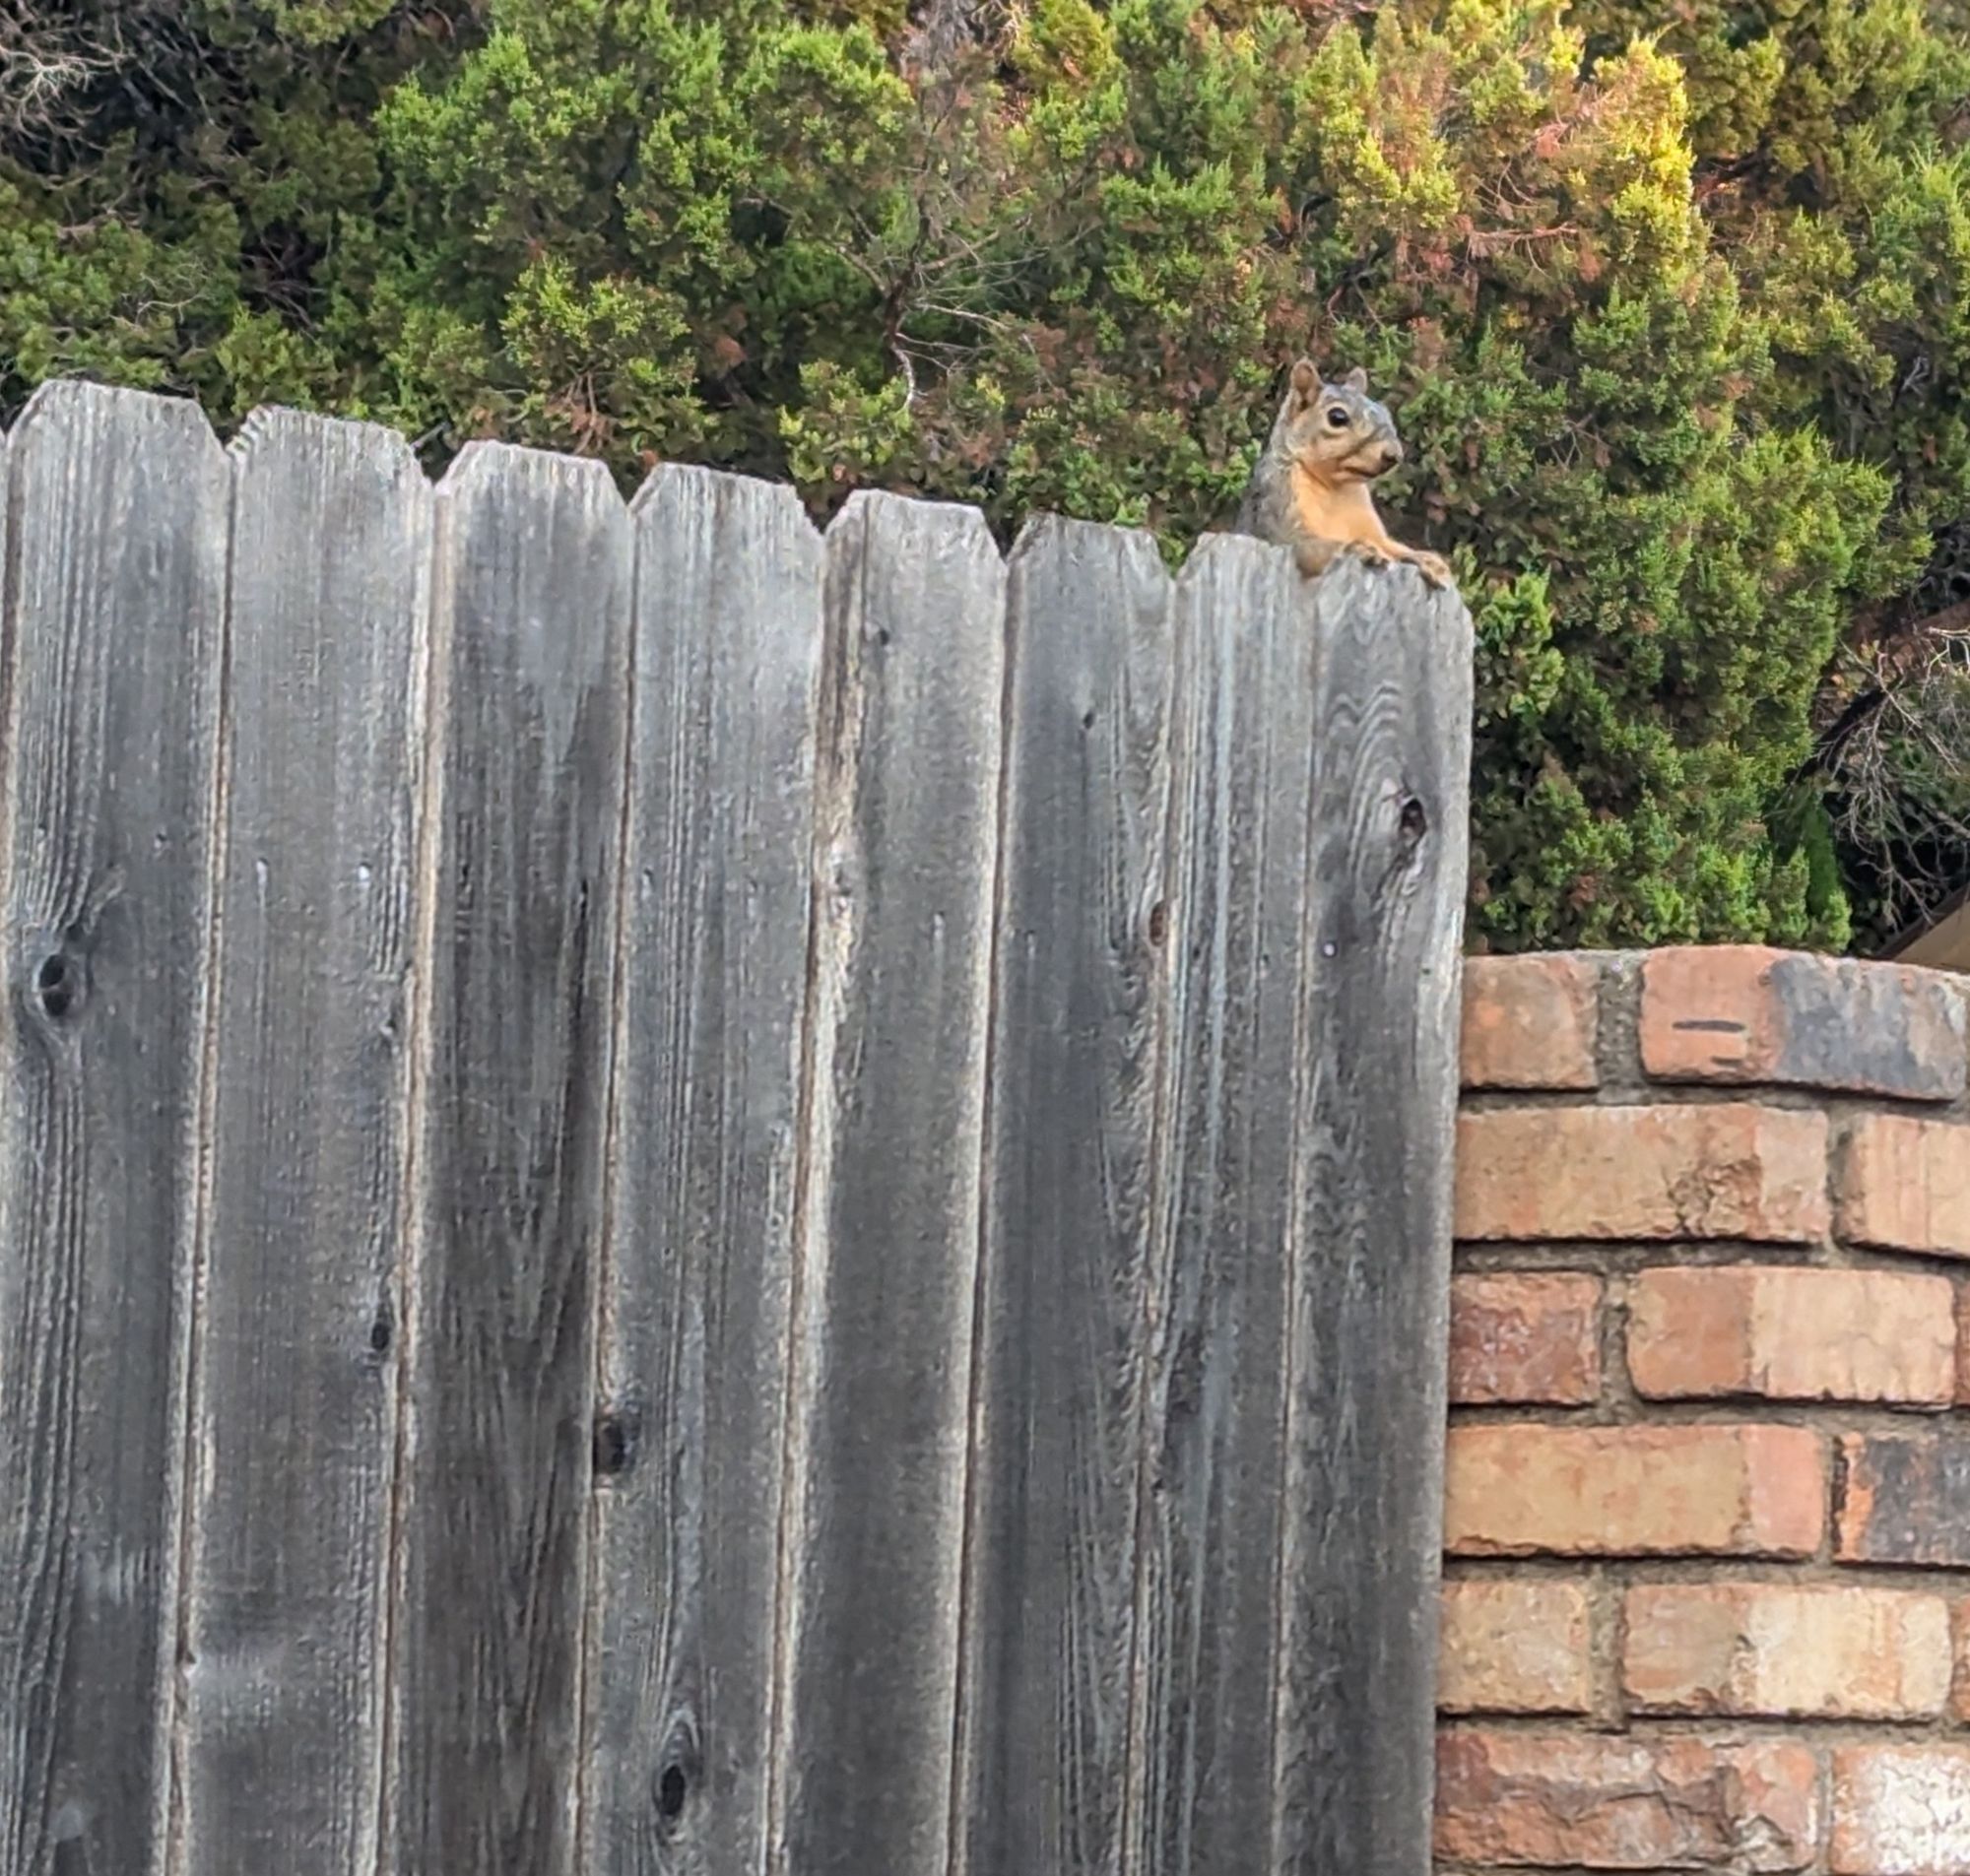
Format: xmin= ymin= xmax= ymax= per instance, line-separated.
xmin=1324 ymin=406 xmax=1349 ymax=426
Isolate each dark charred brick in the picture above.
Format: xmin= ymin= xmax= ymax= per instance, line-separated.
xmin=1836 ymin=1433 xmax=1970 ymax=1567
xmin=1641 ymin=946 xmax=1968 ymax=1102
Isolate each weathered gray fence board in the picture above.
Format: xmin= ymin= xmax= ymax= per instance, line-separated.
xmin=1270 ymin=565 xmax=1470 ymax=1876
xmin=1126 ymin=536 xmax=1320 ymax=1876
xmin=775 ymin=492 xmax=1007 ymax=1876
xmin=581 ymin=466 xmax=821 ymax=1876
xmin=174 ymin=412 xmax=432 ymax=1876
xmin=384 ymin=444 xmax=630 ymax=1876
xmin=0 ymin=384 xmax=227 ymax=1874
xmin=952 ymin=519 xmax=1175 ymax=1876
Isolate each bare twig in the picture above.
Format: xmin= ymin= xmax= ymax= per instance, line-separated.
xmin=0 ymin=0 xmax=194 ymax=140
xmin=1817 ymin=604 xmax=1970 ymax=932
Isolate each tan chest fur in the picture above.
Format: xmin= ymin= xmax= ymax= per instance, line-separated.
xmin=1289 ymin=465 xmax=1382 ymax=546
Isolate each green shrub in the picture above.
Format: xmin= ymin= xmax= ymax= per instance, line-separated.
xmin=4 ymin=0 xmax=1966 ymax=947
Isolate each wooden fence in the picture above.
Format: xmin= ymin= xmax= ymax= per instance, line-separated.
xmin=0 ymin=380 xmax=1472 ymax=1876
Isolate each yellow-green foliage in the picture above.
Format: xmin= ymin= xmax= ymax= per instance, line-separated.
xmin=4 ymin=0 xmax=1967 ymax=948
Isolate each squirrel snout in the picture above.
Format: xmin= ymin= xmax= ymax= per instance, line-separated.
xmin=1376 ymin=436 xmax=1404 ymax=471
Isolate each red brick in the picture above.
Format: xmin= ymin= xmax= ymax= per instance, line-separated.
xmin=1450 ymin=1271 xmax=1602 ymax=1404
xmin=1438 ymin=1579 xmax=1593 ymax=1714
xmin=1952 ymin=1598 xmax=1970 ymax=1722
xmin=1839 ymin=1115 xmax=1970 ymax=1261
xmin=1623 ymin=1583 xmax=1950 ymax=1720
xmin=1626 ymin=1265 xmax=1955 ymax=1406
xmin=1835 ymin=1432 xmax=1970 ymax=1567
xmin=1436 ymin=1727 xmax=1820 ymax=1871
xmin=1457 ymin=1104 xmax=1829 ymax=1243
xmin=1641 ymin=945 xmax=1967 ymax=1101
xmin=1444 ymin=1423 xmax=1824 ymax=1559
xmin=1833 ymin=1746 xmax=1970 ymax=1875
xmin=1461 ymin=953 xmax=1601 ymax=1090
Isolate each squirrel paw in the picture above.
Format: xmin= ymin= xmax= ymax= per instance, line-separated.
xmin=1344 ymin=540 xmax=1394 ymax=569
xmin=1411 ymin=550 xmax=1454 ymax=589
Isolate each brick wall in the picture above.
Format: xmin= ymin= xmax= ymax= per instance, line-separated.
xmin=1440 ymin=945 xmax=1970 ymax=1876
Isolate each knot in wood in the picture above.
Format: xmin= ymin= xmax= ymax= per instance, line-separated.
xmin=592 ymin=1407 xmax=640 ymax=1479
xmin=32 ymin=944 xmax=84 ymax=1022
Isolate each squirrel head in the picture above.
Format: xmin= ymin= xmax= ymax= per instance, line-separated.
xmin=1273 ymin=359 xmax=1404 ymax=485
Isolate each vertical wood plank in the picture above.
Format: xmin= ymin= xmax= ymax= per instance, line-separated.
xmin=581 ymin=466 xmax=821 ymax=1876
xmin=1270 ymin=560 xmax=1470 ymax=1876
xmin=774 ymin=492 xmax=1007 ymax=1876
xmin=383 ymin=443 xmax=630 ymax=1876
xmin=1126 ymin=533 xmax=1317 ymax=1876
xmin=952 ymin=518 xmax=1173 ymax=1876
xmin=175 ymin=411 xmax=432 ymax=1876
xmin=0 ymin=384 xmax=228 ymax=1874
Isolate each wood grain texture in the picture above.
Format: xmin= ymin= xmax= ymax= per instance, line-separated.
xmin=580 ymin=466 xmax=822 ymax=1876
xmin=0 ymin=384 xmax=228 ymax=1875
xmin=0 ymin=397 xmax=1471 ymax=1876
xmin=773 ymin=492 xmax=1007 ymax=1876
xmin=174 ymin=411 xmax=432 ymax=1876
xmin=384 ymin=442 xmax=631 ymax=1876
xmin=1124 ymin=533 xmax=1319 ymax=1876
xmin=952 ymin=518 xmax=1174 ymax=1876
xmin=1270 ymin=557 xmax=1470 ymax=1876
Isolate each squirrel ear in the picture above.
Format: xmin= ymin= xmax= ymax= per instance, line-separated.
xmin=1342 ymin=365 xmax=1369 ymax=392
xmin=1287 ymin=358 xmax=1321 ymax=404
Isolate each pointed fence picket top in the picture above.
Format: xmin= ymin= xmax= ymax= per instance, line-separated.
xmin=0 ymin=381 xmax=1470 ymax=1876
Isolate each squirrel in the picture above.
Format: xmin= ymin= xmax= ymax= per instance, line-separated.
xmin=1233 ymin=359 xmax=1453 ymax=590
